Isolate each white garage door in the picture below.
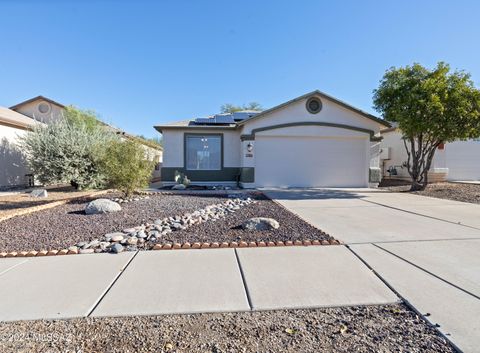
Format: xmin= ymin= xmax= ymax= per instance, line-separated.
xmin=446 ymin=140 xmax=480 ymax=181
xmin=255 ymin=136 xmax=368 ymax=187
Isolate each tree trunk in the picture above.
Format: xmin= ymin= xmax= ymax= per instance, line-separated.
xmin=403 ymin=137 xmax=441 ymax=192
xmin=410 ymin=180 xmax=425 ymax=191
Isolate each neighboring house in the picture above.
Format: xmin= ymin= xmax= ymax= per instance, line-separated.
xmin=0 ymin=106 xmax=44 ymax=189
xmin=10 ymin=96 xmax=65 ymax=124
xmin=155 ymin=90 xmax=390 ymax=188
xmin=0 ymin=95 xmax=163 ymax=189
xmin=381 ymin=126 xmax=480 ymax=182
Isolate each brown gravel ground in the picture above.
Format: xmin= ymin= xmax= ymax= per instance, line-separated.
xmin=0 ymin=304 xmax=454 ymax=353
xmin=380 ymin=179 xmax=480 ymax=204
xmin=155 ymin=193 xmax=330 ymax=245
xmin=0 ymin=185 xmax=106 ymax=219
xmin=0 ymin=192 xmax=227 ymax=252
xmin=0 ymin=192 xmax=331 ymax=252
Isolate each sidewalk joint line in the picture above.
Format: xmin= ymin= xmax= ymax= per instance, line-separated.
xmin=86 ymin=251 xmax=140 ymax=317
xmin=234 ymin=248 xmax=253 ymax=311
xmin=346 ymin=245 xmax=462 ymax=353
xmin=345 ymin=237 xmax=480 ymax=245
xmin=373 ymin=243 xmax=480 ymax=301
xmin=0 ymin=259 xmax=29 ymax=277
xmin=359 ymin=198 xmax=480 ymax=231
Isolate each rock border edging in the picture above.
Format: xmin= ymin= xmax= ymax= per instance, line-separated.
xmin=0 ymin=239 xmax=343 ymax=258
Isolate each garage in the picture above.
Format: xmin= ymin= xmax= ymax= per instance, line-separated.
xmin=254 ymin=134 xmax=369 ymax=188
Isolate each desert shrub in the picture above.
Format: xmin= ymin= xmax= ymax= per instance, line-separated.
xmin=99 ymin=139 xmax=155 ymax=197
xmin=19 ymin=118 xmax=116 ymax=189
xmin=174 ymin=171 xmax=191 ymax=186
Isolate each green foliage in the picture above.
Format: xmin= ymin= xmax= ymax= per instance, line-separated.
xmin=373 ymin=62 xmax=480 ymax=190
xmin=174 ymin=171 xmax=190 ymax=186
xmin=19 ymin=118 xmax=117 ymax=189
xmin=138 ymin=134 xmax=163 ymax=148
xmin=63 ymin=106 xmax=103 ymax=132
xmin=99 ymin=139 xmax=155 ymax=197
xmin=220 ymin=102 xmax=263 ymax=113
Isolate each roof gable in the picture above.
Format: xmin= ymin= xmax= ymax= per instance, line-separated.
xmin=237 ymin=90 xmax=391 ymax=128
xmin=10 ymin=95 xmax=65 ymax=110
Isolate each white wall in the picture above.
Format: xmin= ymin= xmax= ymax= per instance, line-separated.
xmin=240 ymin=96 xmax=384 ymax=136
xmin=381 ymin=130 xmax=448 ymax=180
xmin=162 ymin=129 xmax=241 ymax=168
xmin=0 ymin=124 xmax=29 ymax=188
xmin=445 ymin=140 xmax=480 ymax=180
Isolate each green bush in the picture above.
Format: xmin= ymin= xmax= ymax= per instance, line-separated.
xmin=99 ymin=139 xmax=155 ymax=197
xmin=19 ymin=118 xmax=116 ymax=189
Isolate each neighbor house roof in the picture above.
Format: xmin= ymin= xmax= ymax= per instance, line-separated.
xmin=10 ymin=95 xmax=66 ymax=110
xmin=0 ymin=106 xmax=44 ymax=130
xmin=237 ymin=90 xmax=391 ymax=127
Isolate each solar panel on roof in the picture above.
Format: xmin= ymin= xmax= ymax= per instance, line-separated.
xmin=194 ymin=114 xmax=235 ymax=125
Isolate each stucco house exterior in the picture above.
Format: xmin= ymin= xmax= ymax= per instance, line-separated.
xmin=0 ymin=106 xmax=44 ymax=189
xmin=156 ymin=90 xmax=391 ymax=188
xmin=1 ymin=95 xmax=163 ymax=189
xmin=381 ymin=126 xmax=480 ymax=182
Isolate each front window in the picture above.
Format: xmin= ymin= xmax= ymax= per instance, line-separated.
xmin=186 ymin=135 xmax=222 ymax=170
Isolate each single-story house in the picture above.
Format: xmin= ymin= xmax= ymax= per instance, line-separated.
xmin=155 ymin=90 xmax=391 ymax=188
xmin=381 ymin=126 xmax=480 ymax=182
xmin=1 ymin=95 xmax=163 ymax=189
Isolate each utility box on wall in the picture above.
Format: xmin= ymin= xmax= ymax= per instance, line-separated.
xmin=380 ymin=147 xmax=391 ymax=160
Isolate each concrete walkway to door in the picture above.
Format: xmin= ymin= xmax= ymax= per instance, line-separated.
xmin=264 ymin=188 xmax=480 ymax=353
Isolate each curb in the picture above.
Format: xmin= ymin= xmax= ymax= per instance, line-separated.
xmin=0 ymin=239 xmax=342 ymax=258
xmin=0 ymin=189 xmax=112 ymax=223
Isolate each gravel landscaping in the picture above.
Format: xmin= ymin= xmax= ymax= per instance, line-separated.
xmin=380 ymin=179 xmax=480 ymax=204
xmin=0 ymin=192 xmax=331 ymax=253
xmin=0 ymin=304 xmax=453 ymax=352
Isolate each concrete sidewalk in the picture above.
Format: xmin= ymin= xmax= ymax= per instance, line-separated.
xmin=265 ymin=188 xmax=480 ymax=353
xmin=0 ymin=246 xmax=398 ymax=322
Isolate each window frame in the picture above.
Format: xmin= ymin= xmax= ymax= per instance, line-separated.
xmin=184 ymin=133 xmax=223 ymax=171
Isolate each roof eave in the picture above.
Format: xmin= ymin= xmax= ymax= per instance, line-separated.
xmin=10 ymin=95 xmax=66 ymax=110
xmin=154 ymin=125 xmax=237 ymax=133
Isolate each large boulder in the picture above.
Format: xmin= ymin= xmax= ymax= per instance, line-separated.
xmin=85 ymin=199 xmax=122 ymax=215
xmin=242 ymin=217 xmax=280 ymax=231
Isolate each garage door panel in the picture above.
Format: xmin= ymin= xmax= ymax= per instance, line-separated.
xmin=255 ymin=136 xmax=367 ymax=187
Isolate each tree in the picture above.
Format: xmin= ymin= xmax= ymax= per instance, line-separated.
xmin=19 ymin=118 xmax=117 ymax=189
xmin=220 ymin=102 xmax=263 ymax=113
xmin=98 ymin=139 xmax=155 ymax=197
xmin=373 ymin=62 xmax=480 ymax=190
xmin=63 ymin=105 xmax=103 ymax=131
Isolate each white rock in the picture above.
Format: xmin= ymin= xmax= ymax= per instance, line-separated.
xmin=242 ymin=217 xmax=280 ymax=231
xmin=85 ymin=199 xmax=122 ymax=215
xmin=30 ymin=189 xmax=48 ymax=198
xmin=172 ymin=184 xmax=186 ymax=190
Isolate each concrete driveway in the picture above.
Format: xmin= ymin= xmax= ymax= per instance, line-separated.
xmin=265 ymin=189 xmax=480 ymax=353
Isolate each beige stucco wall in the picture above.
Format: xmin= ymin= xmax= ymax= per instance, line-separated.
xmin=0 ymin=123 xmax=30 ymax=188
xmin=380 ymin=129 xmax=448 ymax=180
xmin=162 ymin=129 xmax=240 ymax=168
xmin=14 ymin=99 xmax=64 ymax=124
xmin=239 ymin=96 xmax=383 ymax=136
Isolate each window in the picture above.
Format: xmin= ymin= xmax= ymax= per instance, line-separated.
xmin=38 ymin=102 xmax=51 ymax=114
xmin=186 ymin=135 xmax=222 ymax=170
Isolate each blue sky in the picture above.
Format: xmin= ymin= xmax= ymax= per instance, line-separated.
xmin=1 ymin=0 xmax=479 ymax=138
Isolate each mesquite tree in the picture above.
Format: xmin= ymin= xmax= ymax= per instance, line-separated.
xmin=373 ymin=62 xmax=480 ymax=190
